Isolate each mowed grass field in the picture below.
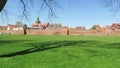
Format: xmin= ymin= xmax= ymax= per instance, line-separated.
xmin=0 ymin=35 xmax=120 ymax=68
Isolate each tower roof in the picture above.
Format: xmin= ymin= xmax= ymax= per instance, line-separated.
xmin=35 ymin=16 xmax=41 ymax=23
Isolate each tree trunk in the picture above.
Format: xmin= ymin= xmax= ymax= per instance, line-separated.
xmin=0 ymin=0 xmax=7 ymax=12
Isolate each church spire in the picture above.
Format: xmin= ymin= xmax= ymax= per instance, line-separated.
xmin=35 ymin=16 xmax=41 ymax=23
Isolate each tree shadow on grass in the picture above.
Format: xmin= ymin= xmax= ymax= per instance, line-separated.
xmin=100 ymin=43 xmax=120 ymax=49
xmin=0 ymin=40 xmax=32 ymax=46
xmin=0 ymin=40 xmax=99 ymax=58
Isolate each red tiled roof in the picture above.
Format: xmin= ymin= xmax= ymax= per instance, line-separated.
xmin=31 ymin=22 xmax=49 ymax=29
xmin=111 ymin=23 xmax=120 ymax=29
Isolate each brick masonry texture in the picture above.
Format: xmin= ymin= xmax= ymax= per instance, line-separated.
xmin=1 ymin=29 xmax=120 ymax=36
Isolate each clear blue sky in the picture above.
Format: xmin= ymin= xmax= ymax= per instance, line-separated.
xmin=0 ymin=0 xmax=119 ymax=29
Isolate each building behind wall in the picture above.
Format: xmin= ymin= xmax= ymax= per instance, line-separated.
xmin=111 ymin=23 xmax=120 ymax=30
xmin=2 ymin=19 xmax=120 ymax=36
xmin=48 ymin=23 xmax=62 ymax=29
xmin=29 ymin=17 xmax=49 ymax=30
xmin=76 ymin=26 xmax=86 ymax=30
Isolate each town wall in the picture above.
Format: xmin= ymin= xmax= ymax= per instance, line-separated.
xmin=26 ymin=29 xmax=68 ymax=35
xmin=10 ymin=30 xmax=25 ymax=35
xmin=111 ymin=30 xmax=120 ymax=36
xmin=0 ymin=30 xmax=11 ymax=34
xmin=1 ymin=29 xmax=120 ymax=36
xmin=69 ymin=29 xmax=97 ymax=36
xmin=0 ymin=30 xmax=25 ymax=35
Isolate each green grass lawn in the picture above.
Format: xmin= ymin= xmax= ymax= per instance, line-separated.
xmin=0 ymin=35 xmax=120 ymax=68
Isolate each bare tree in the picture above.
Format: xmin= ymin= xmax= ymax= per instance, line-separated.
xmin=0 ymin=0 xmax=7 ymax=12
xmin=104 ymin=0 xmax=120 ymax=15
xmin=0 ymin=0 xmax=59 ymax=20
xmin=1 ymin=0 xmax=120 ymax=20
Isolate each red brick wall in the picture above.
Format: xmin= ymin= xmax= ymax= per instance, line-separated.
xmin=111 ymin=30 xmax=120 ymax=36
xmin=26 ymin=29 xmax=68 ymax=35
xmin=1 ymin=29 xmax=120 ymax=36
xmin=0 ymin=30 xmax=10 ymax=34
xmin=69 ymin=29 xmax=97 ymax=35
xmin=10 ymin=30 xmax=25 ymax=35
xmin=0 ymin=30 xmax=24 ymax=35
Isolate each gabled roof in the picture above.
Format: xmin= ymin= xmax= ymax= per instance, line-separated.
xmin=111 ymin=23 xmax=120 ymax=29
xmin=8 ymin=24 xmax=15 ymax=26
xmin=0 ymin=26 xmax=7 ymax=30
xmin=15 ymin=23 xmax=25 ymax=27
xmin=8 ymin=23 xmax=26 ymax=28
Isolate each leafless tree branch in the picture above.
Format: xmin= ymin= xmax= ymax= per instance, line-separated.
xmin=0 ymin=9 xmax=8 ymax=23
xmin=19 ymin=0 xmax=59 ymax=20
xmin=104 ymin=0 xmax=120 ymax=15
xmin=0 ymin=0 xmax=7 ymax=12
xmin=0 ymin=0 xmax=60 ymax=22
